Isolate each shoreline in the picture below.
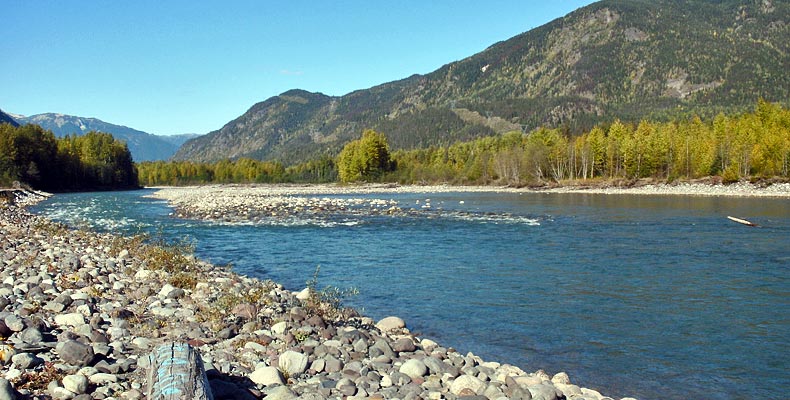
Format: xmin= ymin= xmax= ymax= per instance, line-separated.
xmin=1 ymin=190 xmax=636 ymax=399
xmin=149 ymin=180 xmax=790 ymax=198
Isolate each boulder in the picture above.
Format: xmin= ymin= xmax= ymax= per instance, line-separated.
xmin=278 ymin=351 xmax=308 ymax=376
xmin=399 ymin=359 xmax=428 ymax=379
xmin=56 ymin=340 xmax=94 ymax=367
xmin=375 ymin=316 xmax=405 ymax=333
xmin=450 ymin=375 xmax=485 ymax=396
xmin=249 ymin=366 xmax=284 ymax=386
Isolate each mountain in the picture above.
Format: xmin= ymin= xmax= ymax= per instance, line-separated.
xmin=13 ymin=113 xmax=195 ymax=162
xmin=0 ymin=109 xmax=18 ymax=127
xmin=174 ymin=0 xmax=790 ymax=164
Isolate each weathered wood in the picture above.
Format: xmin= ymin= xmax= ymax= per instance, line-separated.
xmin=727 ymin=215 xmax=758 ymax=227
xmin=146 ymin=342 xmax=214 ymax=400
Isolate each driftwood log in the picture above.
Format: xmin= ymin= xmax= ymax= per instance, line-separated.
xmin=146 ymin=342 xmax=214 ymax=400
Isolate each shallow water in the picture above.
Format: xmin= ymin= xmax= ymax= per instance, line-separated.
xmin=33 ymin=189 xmax=790 ymax=400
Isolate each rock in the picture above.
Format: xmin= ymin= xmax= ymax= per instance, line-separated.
xmin=421 ymin=338 xmax=438 ymax=352
xmin=554 ymin=383 xmax=582 ymax=397
xmin=324 ymin=356 xmax=343 ymax=373
xmin=56 ymin=340 xmax=94 ymax=367
xmin=263 ymin=385 xmax=297 ymax=400
xmin=131 ymin=337 xmax=153 ymax=350
xmin=295 ymin=287 xmax=311 ymax=300
xmin=0 ymin=378 xmax=16 ymax=400
xmin=278 ymin=350 xmax=308 ymax=376
xmin=3 ymin=316 xmax=23 ymax=332
xmin=62 ymin=374 xmax=88 ymax=394
xmin=527 ymin=383 xmax=563 ymax=400
xmin=375 ymin=316 xmax=405 ymax=333
xmin=88 ymin=373 xmax=118 ymax=385
xmin=392 ymin=337 xmax=416 ymax=353
xmin=232 ymin=303 xmax=257 ymax=320
xmin=249 ymin=366 xmax=284 ymax=386
xmin=450 ymin=375 xmax=486 ymax=396
xmin=423 ymin=356 xmax=447 ymax=374
xmin=11 ymin=352 xmax=42 ymax=370
xmin=18 ymin=327 xmax=43 ymax=344
xmin=551 ymin=372 xmax=570 ymax=385
xmin=54 ymin=313 xmax=86 ymax=327
xmin=271 ymin=321 xmax=287 ymax=335
xmin=50 ymin=385 xmax=74 ymax=400
xmin=370 ymin=339 xmax=396 ymax=359
xmin=399 ymin=359 xmax=428 ymax=379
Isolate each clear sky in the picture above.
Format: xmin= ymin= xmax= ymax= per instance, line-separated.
xmin=1 ymin=1 xmax=595 ymax=136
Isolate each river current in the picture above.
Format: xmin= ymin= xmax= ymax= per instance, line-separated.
xmin=32 ymin=189 xmax=789 ymax=400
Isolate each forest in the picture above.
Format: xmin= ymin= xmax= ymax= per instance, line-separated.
xmin=0 ymin=124 xmax=138 ymax=191
xmin=137 ymin=100 xmax=789 ymax=187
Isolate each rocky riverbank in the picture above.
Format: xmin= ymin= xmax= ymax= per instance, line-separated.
xmin=1 ymin=189 xmax=636 ymax=400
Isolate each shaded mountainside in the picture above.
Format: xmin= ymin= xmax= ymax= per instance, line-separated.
xmin=174 ymin=0 xmax=790 ymax=164
xmin=13 ymin=113 xmax=197 ymax=162
xmin=0 ymin=109 xmax=18 ymax=127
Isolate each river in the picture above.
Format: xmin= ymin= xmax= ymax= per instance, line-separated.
xmin=32 ymin=188 xmax=790 ymax=400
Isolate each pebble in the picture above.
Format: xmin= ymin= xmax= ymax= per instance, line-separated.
xmin=0 ymin=189 xmax=634 ymax=400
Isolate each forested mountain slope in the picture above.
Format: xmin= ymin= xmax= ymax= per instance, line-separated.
xmin=174 ymin=0 xmax=789 ymax=164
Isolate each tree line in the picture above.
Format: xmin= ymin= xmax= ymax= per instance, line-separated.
xmin=388 ymin=99 xmax=788 ymax=186
xmin=0 ymin=124 xmax=138 ymax=191
xmin=136 ymin=100 xmax=790 ymax=186
xmin=137 ymin=156 xmax=337 ymax=186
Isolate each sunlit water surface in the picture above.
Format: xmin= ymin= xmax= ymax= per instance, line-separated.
xmin=32 ymin=189 xmax=790 ymax=400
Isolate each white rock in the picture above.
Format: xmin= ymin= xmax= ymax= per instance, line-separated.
xmin=555 ymin=383 xmax=582 ymax=396
xmin=158 ymin=284 xmax=177 ymax=298
xmin=89 ymin=373 xmax=118 ymax=384
xmin=551 ymin=371 xmax=571 ymax=385
xmin=399 ymin=359 xmax=428 ymax=379
xmin=62 ymin=374 xmax=88 ymax=394
xmin=134 ymin=269 xmax=155 ymax=282
xmin=581 ymin=387 xmax=604 ymax=399
xmin=420 ymin=338 xmax=438 ymax=352
xmin=244 ymin=342 xmax=267 ymax=353
xmin=131 ymin=337 xmax=153 ymax=350
xmin=375 ymin=316 xmax=405 ymax=332
xmin=50 ymin=386 xmax=75 ymax=400
xmin=295 ymin=287 xmax=311 ymax=300
xmin=54 ymin=313 xmax=85 ymax=327
xmin=249 ymin=366 xmax=284 ymax=386
xmin=278 ymin=351 xmax=308 ymax=376
xmin=271 ymin=321 xmax=287 ymax=335
xmin=450 ymin=375 xmax=485 ymax=396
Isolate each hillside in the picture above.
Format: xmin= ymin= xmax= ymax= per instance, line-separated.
xmin=13 ymin=113 xmax=196 ymax=162
xmin=174 ymin=0 xmax=790 ymax=165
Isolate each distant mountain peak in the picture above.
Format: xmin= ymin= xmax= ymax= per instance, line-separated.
xmin=13 ymin=113 xmax=201 ymax=161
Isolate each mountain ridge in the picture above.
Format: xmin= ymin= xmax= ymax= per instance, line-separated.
xmin=12 ymin=113 xmax=198 ymax=162
xmin=0 ymin=109 xmax=18 ymax=127
xmin=167 ymin=0 xmax=788 ymax=164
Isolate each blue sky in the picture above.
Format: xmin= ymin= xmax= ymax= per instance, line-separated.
xmin=1 ymin=1 xmax=595 ymax=135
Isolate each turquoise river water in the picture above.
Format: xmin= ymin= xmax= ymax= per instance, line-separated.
xmin=32 ymin=189 xmax=789 ymax=400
